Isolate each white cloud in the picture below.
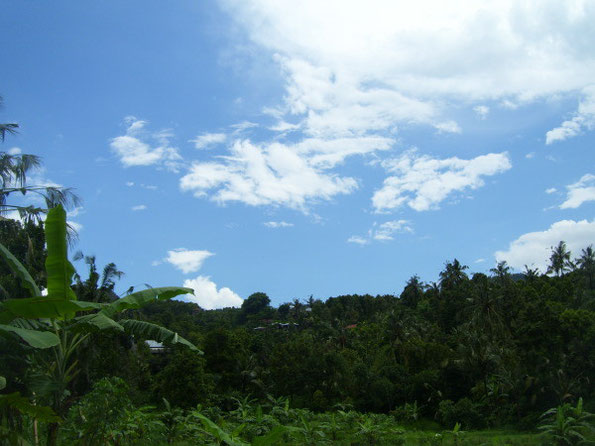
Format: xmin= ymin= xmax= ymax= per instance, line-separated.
xmin=475 ymin=258 xmax=486 ymax=264
xmin=125 ymin=181 xmax=134 ymax=187
xmin=560 ymin=173 xmax=595 ymax=209
xmin=372 ymin=149 xmax=511 ymax=212
xmin=545 ymin=187 xmax=557 ymax=194
xmin=110 ymin=117 xmax=182 ymax=170
xmin=180 ymin=139 xmax=358 ymax=211
xmin=348 ymin=219 xmax=413 ymax=244
xmin=525 ymin=152 xmax=535 ymax=159
xmin=347 ymin=235 xmax=369 ymax=245
xmin=264 ymin=221 xmax=294 ymax=228
xmin=495 ymin=219 xmax=595 ymax=271
xmin=165 ymin=248 xmax=214 ymax=274
xmin=373 ymin=220 xmax=413 ymax=241
xmin=191 ymin=132 xmax=227 ymax=149
xmin=68 ymin=221 xmax=83 ymax=232
xmin=182 ymin=275 xmax=243 ymax=309
xmin=131 ymin=204 xmax=147 ymax=211
xmin=8 ymin=147 xmax=21 ymax=155
xmin=434 ymin=121 xmax=462 ymax=134
xmin=67 ymin=206 xmax=84 ymax=218
xmin=223 ymin=1 xmax=595 ymax=139
xmin=231 ymin=121 xmax=258 ymax=133
xmin=546 ymin=86 xmax=595 ymax=144
xmin=473 ymin=105 xmax=490 ymax=119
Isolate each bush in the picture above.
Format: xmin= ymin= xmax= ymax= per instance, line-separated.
xmin=438 ymin=398 xmax=484 ymax=429
xmin=63 ymin=377 xmax=164 ymax=445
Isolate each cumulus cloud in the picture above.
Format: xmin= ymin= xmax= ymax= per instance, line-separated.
xmin=348 ymin=219 xmax=413 ymax=244
xmin=131 ymin=204 xmax=147 ymax=211
xmin=110 ymin=117 xmax=182 ymax=170
xmin=180 ymin=139 xmax=358 ymax=211
xmin=545 ymin=187 xmax=557 ymax=194
xmin=546 ymin=86 xmax=595 ymax=144
xmin=264 ymin=221 xmax=294 ymax=228
xmin=495 ymin=219 xmax=595 ymax=271
xmin=191 ymin=132 xmax=227 ymax=149
xmin=165 ymin=248 xmax=214 ymax=274
xmin=223 ymin=1 xmax=595 ymax=137
xmin=8 ymin=147 xmax=21 ymax=155
xmin=182 ymin=275 xmax=243 ymax=309
xmin=372 ymin=150 xmax=511 ymax=212
xmin=560 ymin=173 xmax=595 ymax=209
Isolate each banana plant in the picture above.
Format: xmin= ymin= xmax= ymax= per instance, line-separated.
xmin=0 ymin=205 xmax=200 ymax=445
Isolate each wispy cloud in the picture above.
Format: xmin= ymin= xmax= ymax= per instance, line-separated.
xmin=348 ymin=220 xmax=413 ymax=245
xmin=191 ymin=132 xmax=227 ymax=150
xmin=546 ymin=86 xmax=595 ymax=144
xmin=131 ymin=204 xmax=147 ymax=211
xmin=372 ymin=149 xmax=511 ymax=212
xmin=264 ymin=221 xmax=294 ymax=228
xmin=110 ymin=116 xmax=182 ymax=171
xmin=473 ymin=105 xmax=490 ymax=119
xmin=559 ymin=174 xmax=595 ymax=209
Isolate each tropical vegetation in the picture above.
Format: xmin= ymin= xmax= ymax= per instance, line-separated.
xmin=0 ymin=147 xmax=593 ymax=444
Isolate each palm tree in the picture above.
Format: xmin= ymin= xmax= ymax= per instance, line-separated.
xmin=0 ymin=151 xmax=80 ymax=222
xmin=1 ymin=97 xmax=80 ymax=221
xmin=439 ymin=259 xmax=469 ymax=290
xmin=490 ymin=261 xmax=511 ymax=281
xmin=575 ymin=245 xmax=595 ymax=290
xmin=523 ymin=265 xmax=540 ymax=282
xmin=547 ymin=241 xmax=574 ymax=277
xmin=0 ymin=96 xmax=18 ymax=142
xmin=72 ymin=252 xmax=124 ymax=303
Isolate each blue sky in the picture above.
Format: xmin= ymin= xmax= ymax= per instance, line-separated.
xmin=1 ymin=1 xmax=594 ymax=308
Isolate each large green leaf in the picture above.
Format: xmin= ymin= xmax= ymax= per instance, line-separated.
xmin=0 ymin=297 xmax=103 ymax=322
xmin=119 ymin=319 xmax=201 ymax=352
xmin=0 ymin=242 xmax=41 ymax=297
xmin=0 ymin=323 xmax=60 ymax=348
xmin=102 ymin=287 xmax=193 ymax=317
xmin=44 ymin=205 xmax=77 ymax=304
xmin=0 ymin=376 xmax=5 ymax=390
xmin=0 ymin=392 xmax=61 ymax=422
xmin=72 ymin=312 xmax=123 ymax=332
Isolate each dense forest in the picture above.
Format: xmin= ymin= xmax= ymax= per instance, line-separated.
xmin=0 ymin=150 xmax=594 ymax=444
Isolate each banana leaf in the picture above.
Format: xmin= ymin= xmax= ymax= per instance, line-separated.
xmin=0 ymin=297 xmax=103 ymax=323
xmin=0 ymin=323 xmax=59 ymax=348
xmin=44 ymin=206 xmax=77 ymax=305
xmin=119 ymin=319 xmax=201 ymax=352
xmin=102 ymin=287 xmax=193 ymax=317
xmin=0 ymin=242 xmax=41 ymax=297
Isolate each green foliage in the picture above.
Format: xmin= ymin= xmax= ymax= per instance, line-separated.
xmin=438 ymin=398 xmax=483 ymax=430
xmin=539 ymin=397 xmax=595 ymax=445
xmin=63 ymin=377 xmax=163 ymax=445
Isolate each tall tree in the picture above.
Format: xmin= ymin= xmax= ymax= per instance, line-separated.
xmin=439 ymin=259 xmax=469 ymax=290
xmin=547 ymin=241 xmax=574 ymax=277
xmin=575 ymin=245 xmax=595 ymax=290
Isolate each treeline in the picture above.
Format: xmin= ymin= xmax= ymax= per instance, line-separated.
xmin=1 ymin=218 xmax=594 ymax=433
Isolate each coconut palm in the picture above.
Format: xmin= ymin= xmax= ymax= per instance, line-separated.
xmin=547 ymin=241 xmax=574 ymax=277
xmin=575 ymin=245 xmax=595 ymax=290
xmin=439 ymin=259 xmax=469 ymax=290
